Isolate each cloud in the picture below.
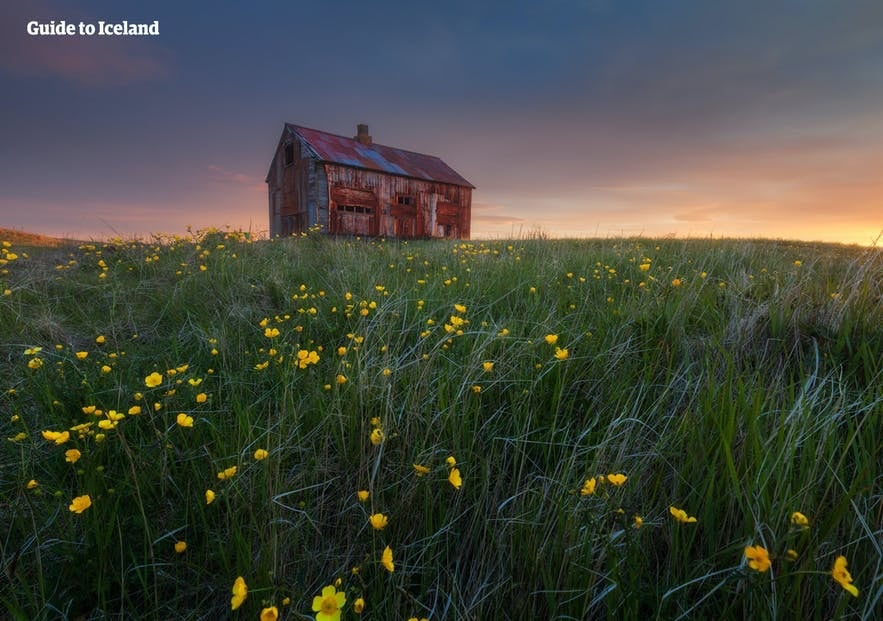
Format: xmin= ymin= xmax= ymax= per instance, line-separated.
xmin=206 ymin=165 xmax=265 ymax=193
xmin=0 ymin=2 xmax=168 ymax=86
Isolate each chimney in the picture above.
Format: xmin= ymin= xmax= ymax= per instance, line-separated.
xmin=355 ymin=124 xmax=372 ymax=145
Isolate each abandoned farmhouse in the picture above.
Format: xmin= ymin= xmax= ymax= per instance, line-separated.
xmin=266 ymin=123 xmax=474 ymax=239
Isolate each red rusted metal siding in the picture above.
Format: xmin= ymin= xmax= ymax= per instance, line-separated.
xmin=288 ymin=124 xmax=474 ymax=188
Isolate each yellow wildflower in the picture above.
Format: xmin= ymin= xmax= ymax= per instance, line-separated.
xmin=69 ymin=494 xmax=92 ymax=514
xmin=264 ymin=327 xmax=280 ymax=338
xmin=369 ymin=428 xmax=384 ymax=446
xmin=413 ymin=463 xmax=430 ymax=477
xmin=336 ymin=374 xmax=348 ymax=385
xmin=634 ymin=515 xmax=643 ymax=528
xmin=253 ymin=448 xmax=268 ymax=461
xmin=195 ymin=392 xmax=207 ymax=403
xmin=176 ymin=413 xmax=194 ymax=428
xmin=448 ymin=467 xmax=462 ymax=489
xmin=312 ymin=584 xmax=346 ymax=621
xmin=217 ymin=465 xmax=238 ymax=480
xmin=669 ymin=506 xmax=697 ymax=523
xmin=260 ymin=606 xmax=278 ymax=621
xmin=65 ymin=449 xmax=82 ymax=463
xmin=446 ymin=455 xmax=457 ymax=467
xmin=831 ymin=555 xmax=859 ymax=597
xmin=482 ymin=361 xmax=494 ymax=372
xmin=353 ymin=597 xmax=365 ymax=614
xmin=174 ymin=541 xmax=187 ymax=554
xmin=790 ymin=511 xmax=810 ymax=528
xmin=554 ymin=347 xmax=569 ymax=360
xmin=144 ymin=372 xmax=163 ymax=388
xmin=26 ymin=479 xmax=38 ymax=489
xmin=75 ymin=351 xmax=89 ymax=360
xmin=381 ymin=545 xmax=395 ymax=572
xmin=357 ymin=490 xmax=369 ymax=502
xmin=42 ymin=430 xmax=70 ymax=445
xmin=607 ymin=473 xmax=627 ymax=486
xmin=205 ymin=489 xmax=216 ymax=505
xmin=369 ymin=513 xmax=389 ymax=530
xmin=580 ymin=477 xmax=597 ymax=496
xmin=230 ymin=576 xmax=247 ymax=610
xmin=544 ymin=334 xmax=558 ymax=345
xmin=744 ymin=545 xmax=771 ymax=572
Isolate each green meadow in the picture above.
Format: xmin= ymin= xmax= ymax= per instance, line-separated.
xmin=1 ymin=230 xmax=880 ymax=620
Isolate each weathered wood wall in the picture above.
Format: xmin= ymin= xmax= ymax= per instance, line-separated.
xmin=267 ymin=129 xmax=471 ymax=239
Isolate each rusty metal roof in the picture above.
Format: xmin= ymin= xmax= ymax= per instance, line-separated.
xmin=285 ymin=123 xmax=474 ymax=188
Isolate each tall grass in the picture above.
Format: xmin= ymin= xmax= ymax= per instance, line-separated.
xmin=1 ymin=232 xmax=880 ymax=620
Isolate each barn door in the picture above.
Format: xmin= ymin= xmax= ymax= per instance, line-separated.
xmin=436 ymin=201 xmax=459 ymax=238
xmin=330 ymin=187 xmax=378 ymax=236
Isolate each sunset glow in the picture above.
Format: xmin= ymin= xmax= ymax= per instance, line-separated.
xmin=2 ymin=1 xmax=881 ymax=246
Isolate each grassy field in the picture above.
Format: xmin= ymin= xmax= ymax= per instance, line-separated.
xmin=1 ymin=230 xmax=880 ymax=620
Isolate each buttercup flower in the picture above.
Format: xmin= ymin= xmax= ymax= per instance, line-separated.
xmin=369 ymin=513 xmax=388 ymax=530
xmin=26 ymin=479 xmax=38 ymax=489
xmin=144 ymin=372 xmax=163 ymax=388
xmin=260 ymin=606 xmax=279 ymax=621
xmin=217 ymin=465 xmax=238 ymax=480
xmin=580 ymin=477 xmax=597 ymax=496
xmin=482 ymin=361 xmax=494 ymax=373
xmin=174 ymin=541 xmax=187 ymax=554
xmin=357 ymin=489 xmax=369 ymax=502
xmin=634 ymin=515 xmax=643 ymax=528
xmin=544 ymin=334 xmax=558 ymax=345
xmin=554 ymin=347 xmax=569 ymax=360
xmin=42 ymin=430 xmax=70 ymax=445
xmin=381 ymin=545 xmax=395 ymax=572
xmin=831 ymin=555 xmax=859 ymax=597
xmin=446 ymin=455 xmax=457 ymax=467
xmin=69 ymin=494 xmax=92 ymax=514
xmin=353 ymin=597 xmax=365 ymax=613
xmin=669 ymin=506 xmax=697 ymax=523
xmin=231 ymin=576 xmax=247 ymax=610
xmin=790 ymin=511 xmax=810 ymax=528
xmin=65 ymin=448 xmax=82 ymax=463
xmin=413 ymin=463 xmax=430 ymax=477
xmin=205 ymin=489 xmax=216 ymax=505
xmin=744 ymin=545 xmax=771 ymax=572
xmin=369 ymin=428 xmax=384 ymax=446
xmin=607 ymin=473 xmax=627 ymax=486
xmin=254 ymin=448 xmax=268 ymax=461
xmin=312 ymin=584 xmax=346 ymax=621
xmin=176 ymin=413 xmax=194 ymax=428
xmin=448 ymin=467 xmax=462 ymax=489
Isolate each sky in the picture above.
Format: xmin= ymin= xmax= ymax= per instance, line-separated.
xmin=1 ymin=0 xmax=882 ymax=245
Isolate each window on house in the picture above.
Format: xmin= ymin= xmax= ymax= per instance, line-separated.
xmin=284 ymin=143 xmax=294 ymax=166
xmin=338 ymin=205 xmax=373 ymax=214
xmin=396 ymin=195 xmax=414 ymax=206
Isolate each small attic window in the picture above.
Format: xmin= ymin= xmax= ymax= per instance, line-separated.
xmin=284 ymin=143 xmax=294 ymax=166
